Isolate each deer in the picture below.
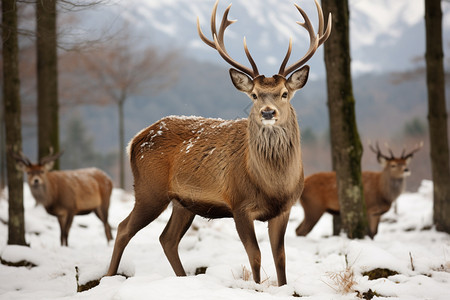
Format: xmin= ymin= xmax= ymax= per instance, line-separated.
xmin=295 ymin=142 xmax=423 ymax=239
xmin=13 ymin=150 xmax=114 ymax=246
xmin=105 ymin=0 xmax=331 ymax=286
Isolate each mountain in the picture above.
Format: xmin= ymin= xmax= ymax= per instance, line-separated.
xmin=79 ymin=0 xmax=450 ymax=78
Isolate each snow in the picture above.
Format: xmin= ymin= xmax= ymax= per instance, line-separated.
xmin=0 ymin=180 xmax=449 ymax=299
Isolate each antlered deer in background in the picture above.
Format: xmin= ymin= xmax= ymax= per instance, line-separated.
xmin=295 ymin=142 xmax=423 ymax=238
xmin=13 ymin=150 xmax=113 ymax=246
xmin=106 ymin=0 xmax=331 ymax=286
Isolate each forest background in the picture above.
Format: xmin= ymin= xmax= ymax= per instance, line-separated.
xmin=1 ymin=0 xmax=449 ymax=192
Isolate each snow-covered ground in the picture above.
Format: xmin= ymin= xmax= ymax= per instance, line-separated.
xmin=0 ymin=180 xmax=449 ymax=299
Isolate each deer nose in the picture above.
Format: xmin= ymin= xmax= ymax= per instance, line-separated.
xmin=261 ymin=109 xmax=276 ymax=120
xmin=404 ymin=168 xmax=409 ymax=173
xmin=33 ymin=179 xmax=40 ymax=185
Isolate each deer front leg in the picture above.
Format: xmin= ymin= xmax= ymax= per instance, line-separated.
xmin=233 ymin=212 xmax=261 ymax=284
xmin=268 ymin=209 xmax=290 ymax=286
xmin=57 ymin=214 xmax=66 ymax=246
xmin=57 ymin=213 xmax=73 ymax=246
xmin=368 ymin=214 xmax=381 ymax=239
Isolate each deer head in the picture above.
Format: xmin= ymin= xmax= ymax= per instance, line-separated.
xmin=13 ymin=149 xmax=63 ymax=187
xmin=197 ymin=0 xmax=331 ymax=127
xmin=369 ymin=142 xmax=423 ymax=179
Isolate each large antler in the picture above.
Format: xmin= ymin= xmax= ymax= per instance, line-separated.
xmin=369 ymin=141 xmax=393 ymax=163
xmin=401 ymin=142 xmax=423 ymax=159
xmin=278 ymin=0 xmax=332 ymax=77
xmin=11 ymin=151 xmax=32 ymax=167
xmin=40 ymin=147 xmax=63 ymax=166
xmin=369 ymin=141 xmax=423 ymax=162
xmin=197 ymin=0 xmax=259 ymax=78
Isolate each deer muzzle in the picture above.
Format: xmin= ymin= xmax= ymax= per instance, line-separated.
xmin=261 ymin=108 xmax=277 ymax=125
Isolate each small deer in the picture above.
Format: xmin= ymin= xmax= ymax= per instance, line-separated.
xmin=106 ymin=0 xmax=331 ymax=286
xmin=13 ymin=150 xmax=113 ymax=246
xmin=295 ymin=142 xmax=422 ymax=238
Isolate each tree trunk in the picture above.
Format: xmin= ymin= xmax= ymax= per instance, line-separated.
xmin=2 ymin=0 xmax=27 ymax=245
xmin=322 ymin=0 xmax=368 ymax=238
xmin=118 ymin=98 xmax=125 ymax=189
xmin=0 ymin=99 xmax=5 ymax=191
xmin=425 ymin=0 xmax=450 ymax=233
xmin=37 ymin=0 xmax=60 ymax=169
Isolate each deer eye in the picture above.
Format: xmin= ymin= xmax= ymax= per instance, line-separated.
xmin=390 ymin=164 xmax=397 ymax=168
xmin=251 ymin=93 xmax=257 ymax=100
xmin=282 ymin=92 xmax=288 ymax=99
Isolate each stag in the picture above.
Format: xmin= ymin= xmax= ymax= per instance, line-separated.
xmin=14 ymin=150 xmax=113 ymax=246
xmin=295 ymin=142 xmax=423 ymax=238
xmin=106 ymin=0 xmax=331 ymax=286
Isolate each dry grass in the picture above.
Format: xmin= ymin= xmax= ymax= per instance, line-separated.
xmin=323 ymin=255 xmax=358 ymax=294
xmin=242 ymin=265 xmax=252 ymax=281
xmin=325 ymin=266 xmax=357 ymax=294
xmin=232 ymin=265 xmax=271 ymax=286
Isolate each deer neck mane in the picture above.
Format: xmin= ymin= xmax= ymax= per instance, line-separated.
xmin=29 ymin=182 xmax=50 ymax=206
xmin=29 ymin=174 xmax=55 ymax=207
xmin=380 ymin=172 xmax=405 ymax=203
xmin=246 ymin=107 xmax=302 ymax=196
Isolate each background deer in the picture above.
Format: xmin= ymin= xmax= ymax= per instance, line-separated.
xmin=106 ymin=0 xmax=331 ymax=286
xmin=14 ymin=150 xmax=113 ymax=246
xmin=295 ymin=142 xmax=422 ymax=238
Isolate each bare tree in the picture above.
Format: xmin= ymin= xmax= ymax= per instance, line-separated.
xmin=321 ymin=0 xmax=368 ymax=238
xmin=425 ymin=0 xmax=450 ymax=233
xmin=2 ymin=0 xmax=26 ymax=245
xmin=79 ymin=36 xmax=178 ymax=189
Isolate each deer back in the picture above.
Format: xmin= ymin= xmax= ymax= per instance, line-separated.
xmin=27 ymin=167 xmax=110 ymax=215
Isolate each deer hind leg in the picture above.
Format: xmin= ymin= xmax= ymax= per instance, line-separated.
xmin=295 ymin=201 xmax=325 ymax=236
xmin=159 ymin=201 xmax=195 ymax=276
xmin=106 ymin=193 xmax=169 ymax=276
xmin=94 ymin=206 xmax=113 ymax=242
xmin=268 ymin=209 xmax=290 ymax=286
xmin=233 ymin=212 xmax=261 ymax=284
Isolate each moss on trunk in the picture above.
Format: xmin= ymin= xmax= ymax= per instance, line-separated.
xmin=322 ymin=0 xmax=368 ymax=239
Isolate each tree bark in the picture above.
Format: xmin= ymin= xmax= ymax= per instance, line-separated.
xmin=0 ymin=99 xmax=5 ymax=191
xmin=425 ymin=0 xmax=450 ymax=233
xmin=37 ymin=0 xmax=60 ymax=168
xmin=322 ymin=0 xmax=368 ymax=238
xmin=118 ymin=97 xmax=125 ymax=189
xmin=2 ymin=0 xmax=27 ymax=245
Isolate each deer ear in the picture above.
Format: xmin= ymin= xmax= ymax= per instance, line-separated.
xmin=378 ymin=157 xmax=387 ymax=167
xmin=405 ymin=157 xmax=412 ymax=165
xmin=15 ymin=161 xmax=28 ymax=172
xmin=229 ymin=68 xmax=254 ymax=93
xmin=43 ymin=161 xmax=55 ymax=171
xmin=287 ymin=65 xmax=309 ymax=91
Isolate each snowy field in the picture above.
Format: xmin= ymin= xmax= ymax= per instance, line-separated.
xmin=0 ymin=180 xmax=449 ymax=300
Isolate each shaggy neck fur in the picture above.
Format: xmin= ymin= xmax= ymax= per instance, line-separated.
xmin=246 ymin=107 xmax=301 ymax=195
xmin=380 ymin=173 xmax=405 ymax=203
xmin=30 ymin=183 xmax=51 ymax=206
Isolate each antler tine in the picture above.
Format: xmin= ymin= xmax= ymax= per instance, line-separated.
xmin=243 ymin=37 xmax=259 ymax=77
xmin=279 ymin=0 xmax=332 ymax=77
xmin=368 ymin=141 xmax=390 ymax=162
xmin=217 ymin=4 xmax=234 ymax=50
xmin=11 ymin=151 xmax=32 ymax=166
xmin=384 ymin=142 xmax=395 ymax=159
xmin=40 ymin=148 xmax=63 ymax=165
xmin=402 ymin=141 xmax=424 ymax=159
xmin=400 ymin=148 xmax=406 ymax=158
xmin=197 ymin=0 xmax=259 ymax=78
